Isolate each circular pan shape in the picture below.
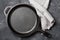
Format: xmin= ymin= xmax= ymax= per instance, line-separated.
xmin=7 ymin=4 xmax=39 ymax=36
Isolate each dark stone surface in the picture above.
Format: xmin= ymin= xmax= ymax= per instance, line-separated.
xmin=0 ymin=0 xmax=60 ymax=40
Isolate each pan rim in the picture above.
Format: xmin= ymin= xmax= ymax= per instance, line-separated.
xmin=7 ymin=4 xmax=38 ymax=34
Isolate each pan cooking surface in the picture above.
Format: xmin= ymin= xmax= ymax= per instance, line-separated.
xmin=10 ymin=6 xmax=37 ymax=33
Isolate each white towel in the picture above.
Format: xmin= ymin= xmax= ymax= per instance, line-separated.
xmin=29 ymin=0 xmax=55 ymax=31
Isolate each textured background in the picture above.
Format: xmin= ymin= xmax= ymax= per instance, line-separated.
xmin=0 ymin=0 xmax=60 ymax=40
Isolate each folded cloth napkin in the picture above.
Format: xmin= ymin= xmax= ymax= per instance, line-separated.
xmin=29 ymin=0 xmax=55 ymax=31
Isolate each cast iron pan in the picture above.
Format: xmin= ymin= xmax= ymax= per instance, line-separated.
xmin=5 ymin=4 xmax=52 ymax=38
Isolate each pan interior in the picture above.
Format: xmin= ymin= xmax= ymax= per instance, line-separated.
xmin=10 ymin=6 xmax=37 ymax=33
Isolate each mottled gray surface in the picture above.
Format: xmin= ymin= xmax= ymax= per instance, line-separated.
xmin=0 ymin=0 xmax=60 ymax=40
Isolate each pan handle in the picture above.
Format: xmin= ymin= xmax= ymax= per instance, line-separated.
xmin=38 ymin=20 xmax=52 ymax=38
xmin=42 ymin=31 xmax=52 ymax=38
xmin=4 ymin=6 xmax=12 ymax=16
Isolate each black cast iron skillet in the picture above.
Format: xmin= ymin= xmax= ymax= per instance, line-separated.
xmin=4 ymin=4 xmax=52 ymax=38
